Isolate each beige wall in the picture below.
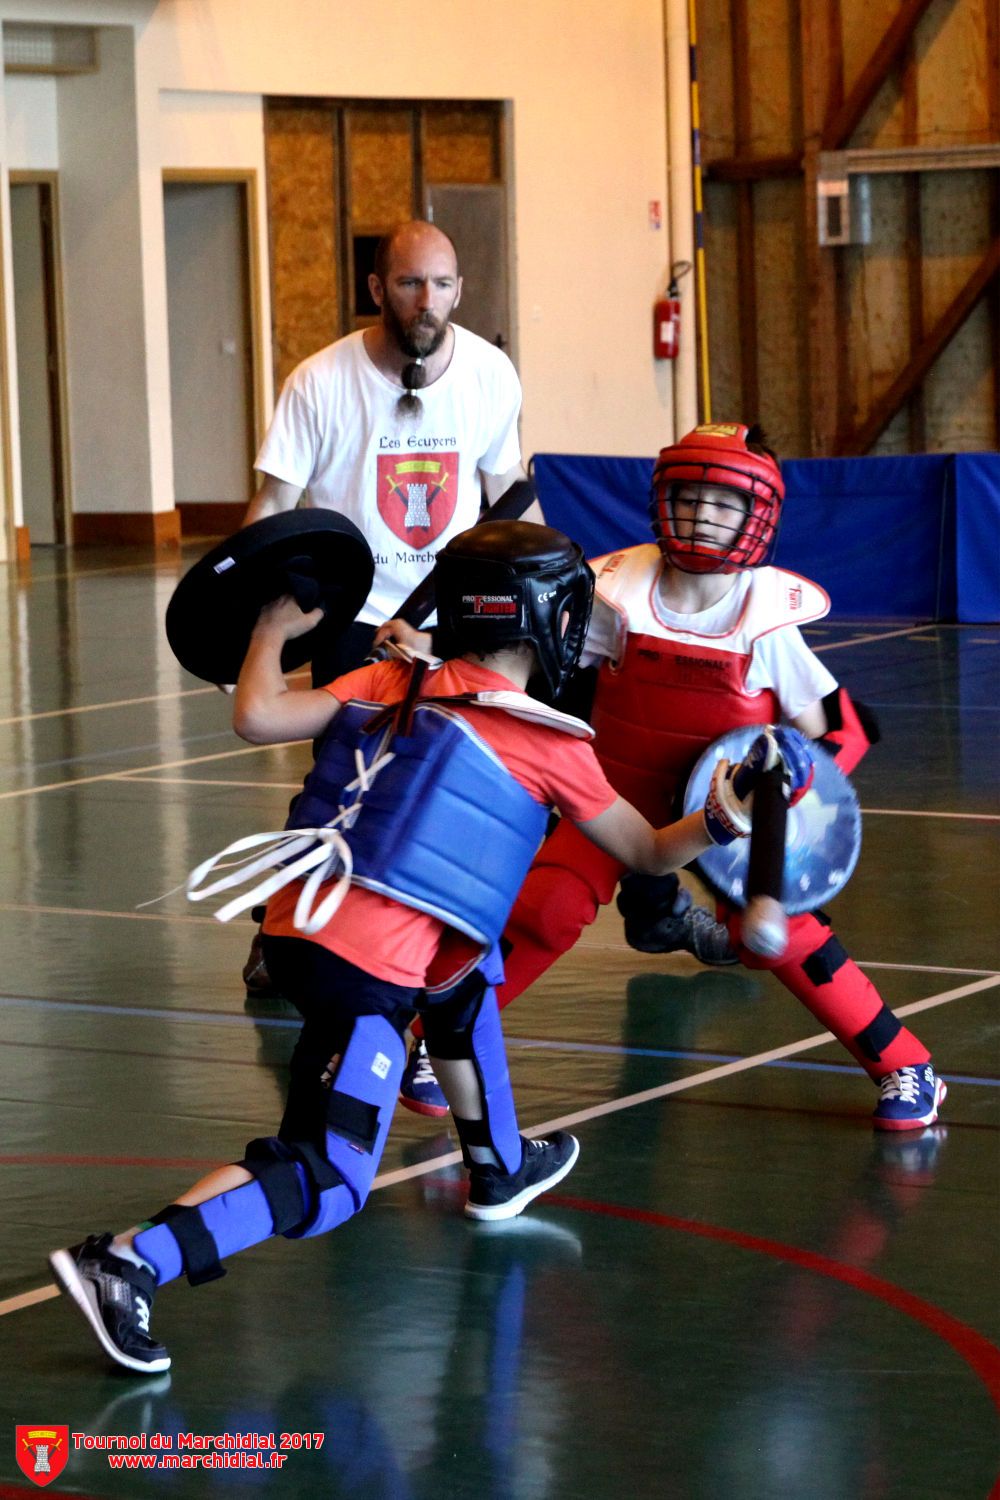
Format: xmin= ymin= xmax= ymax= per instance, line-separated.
xmin=0 ymin=0 xmax=674 ymax=550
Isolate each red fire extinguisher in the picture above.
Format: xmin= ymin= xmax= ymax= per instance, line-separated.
xmin=653 ymin=261 xmax=690 ymax=360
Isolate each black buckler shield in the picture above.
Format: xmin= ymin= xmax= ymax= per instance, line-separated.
xmin=165 ymin=510 xmax=374 ymax=684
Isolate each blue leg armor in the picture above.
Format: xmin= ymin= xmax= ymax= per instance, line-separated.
xmin=422 ymin=961 xmax=523 ymax=1177
xmin=134 ymin=1012 xmax=407 ymax=1286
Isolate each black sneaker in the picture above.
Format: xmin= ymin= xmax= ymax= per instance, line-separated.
xmin=465 ymin=1132 xmax=580 ymax=1222
xmin=684 ymin=906 xmax=740 ymax=966
xmin=49 ymin=1234 xmax=170 ymax=1374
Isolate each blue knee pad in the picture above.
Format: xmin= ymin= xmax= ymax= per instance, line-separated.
xmin=290 ymin=1009 xmax=406 ymax=1238
xmin=135 ymin=1012 xmax=406 ymax=1284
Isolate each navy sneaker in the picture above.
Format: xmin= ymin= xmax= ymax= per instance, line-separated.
xmin=49 ymin=1234 xmax=170 ymax=1374
xmin=465 ymin=1132 xmax=580 ymax=1221
xmin=399 ymin=1038 xmax=450 ymax=1118
xmin=873 ymin=1063 xmax=947 ymax=1132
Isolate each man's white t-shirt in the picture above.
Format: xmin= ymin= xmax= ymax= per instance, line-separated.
xmin=255 ymin=325 xmax=522 ymax=624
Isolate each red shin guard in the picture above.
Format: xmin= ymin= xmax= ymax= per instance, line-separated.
xmin=735 ymin=912 xmax=929 ymax=1079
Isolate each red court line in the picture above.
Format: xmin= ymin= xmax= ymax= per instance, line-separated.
xmin=0 ymin=1155 xmax=218 ymax=1169
xmin=0 ymin=1487 xmax=103 ymax=1499
xmin=552 ymin=1193 xmax=1000 ymax=1418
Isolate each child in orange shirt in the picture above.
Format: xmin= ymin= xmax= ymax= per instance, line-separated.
xmin=49 ymin=522 xmax=811 ymax=1374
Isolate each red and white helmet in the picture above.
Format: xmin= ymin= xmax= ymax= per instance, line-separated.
xmin=649 ymin=422 xmax=784 ymax=574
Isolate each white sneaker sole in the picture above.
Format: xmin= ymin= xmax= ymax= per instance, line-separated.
xmin=464 ymin=1135 xmax=581 ymax=1222
xmin=48 ymin=1248 xmax=171 ymax=1374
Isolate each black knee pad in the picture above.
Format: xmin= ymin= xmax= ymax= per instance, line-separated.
xmin=420 ymin=969 xmax=490 ymax=1059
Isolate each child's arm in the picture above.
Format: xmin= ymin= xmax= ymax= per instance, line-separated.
xmin=233 ymin=596 xmax=343 ymax=745
xmin=577 ymin=797 xmax=716 ymax=875
xmin=576 ymin=727 xmax=814 ymax=876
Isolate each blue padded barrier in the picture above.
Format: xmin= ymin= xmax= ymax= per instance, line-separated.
xmin=953 ymin=454 xmax=1000 ymax=623
xmin=533 ymin=450 xmax=999 ymax=622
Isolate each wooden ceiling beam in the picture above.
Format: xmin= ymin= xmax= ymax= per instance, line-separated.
xmin=703 ymin=152 xmax=800 ymax=182
xmin=840 ymin=237 xmax=1000 ymax=455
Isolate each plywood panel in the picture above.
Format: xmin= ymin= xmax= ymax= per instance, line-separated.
xmin=753 ymin=179 xmax=809 ymax=457
xmin=703 ymin=182 xmax=742 ymax=415
xmin=264 ymin=106 xmax=338 ymax=388
xmin=843 ymin=176 xmax=910 ymax=430
xmin=921 ymin=171 xmax=996 ymax=450
xmin=839 ymin=0 xmax=907 ymax=149
xmin=698 ymin=0 xmax=736 ymax=157
xmin=746 ymin=0 xmax=798 ymax=153
xmin=424 ymin=107 xmax=499 ymax=183
xmin=923 ymin=303 xmax=997 ymax=449
xmin=349 ymin=107 xmax=413 ymax=227
xmin=917 ymin=0 xmax=994 ymax=142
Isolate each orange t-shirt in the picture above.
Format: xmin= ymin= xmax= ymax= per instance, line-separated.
xmin=262 ymin=658 xmax=617 ymax=987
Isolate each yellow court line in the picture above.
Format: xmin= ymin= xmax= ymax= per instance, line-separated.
xmin=2 ymin=974 xmax=993 ymax=1321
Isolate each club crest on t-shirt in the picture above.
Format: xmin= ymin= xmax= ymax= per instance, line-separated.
xmin=377 ymin=453 xmax=460 ymax=547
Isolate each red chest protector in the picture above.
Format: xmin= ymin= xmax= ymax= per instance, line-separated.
xmin=588 ymin=545 xmax=829 ymax=824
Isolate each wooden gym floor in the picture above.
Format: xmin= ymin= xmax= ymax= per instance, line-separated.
xmin=1 ymin=544 xmax=998 ymax=1499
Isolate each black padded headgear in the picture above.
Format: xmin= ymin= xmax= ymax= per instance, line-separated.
xmin=435 ymin=521 xmax=594 ymax=697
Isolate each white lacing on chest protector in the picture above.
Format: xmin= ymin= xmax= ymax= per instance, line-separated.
xmin=185 ymin=741 xmax=395 ymax=936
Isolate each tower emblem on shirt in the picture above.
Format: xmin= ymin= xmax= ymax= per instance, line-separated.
xmin=377 ymin=453 xmax=460 ymax=547
xmin=16 ymin=1427 xmax=69 ymax=1487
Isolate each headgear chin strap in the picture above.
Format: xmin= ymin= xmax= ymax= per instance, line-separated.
xmin=435 ymin=521 xmax=594 ymax=698
xmin=649 ymin=422 xmax=784 ymax=574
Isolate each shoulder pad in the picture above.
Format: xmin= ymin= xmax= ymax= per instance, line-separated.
xmin=747 ymin=567 xmax=830 ymax=637
xmin=454 ymin=692 xmax=595 ymax=740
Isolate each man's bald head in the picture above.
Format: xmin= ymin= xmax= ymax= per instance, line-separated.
xmin=373 ymin=220 xmax=458 ymax=284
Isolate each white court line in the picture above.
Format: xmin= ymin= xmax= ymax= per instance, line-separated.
xmin=114 ymin=775 xmax=1000 ymax=823
xmin=812 ymin=625 xmax=932 ymax=652
xmin=862 ymin=807 xmax=1000 ymax=822
xmin=0 ymin=900 xmax=995 ymax=980
xmin=2 ymin=973 xmax=994 ymax=1321
xmin=0 ymin=626 xmax=922 ymax=730
xmin=0 ymin=687 xmax=214 ymax=727
xmin=120 ymin=775 xmax=302 ymax=790
xmin=0 ymin=670 xmax=307 ymax=728
xmin=0 ymin=901 xmax=220 ymax=926
xmin=0 ymin=744 xmax=275 ymax=802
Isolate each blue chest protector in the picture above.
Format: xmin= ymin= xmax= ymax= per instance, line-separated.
xmin=287 ymin=700 xmax=550 ymax=952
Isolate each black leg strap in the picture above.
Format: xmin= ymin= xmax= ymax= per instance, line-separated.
xmin=325 ymin=1090 xmax=379 ymax=1153
xmin=292 ymin=1140 xmax=344 ymax=1194
xmin=854 ymin=1003 xmax=903 ymax=1064
xmin=149 ymin=1203 xmax=225 ymax=1287
xmin=802 ymin=934 xmax=848 ymax=987
xmin=240 ymin=1139 xmax=310 ymax=1235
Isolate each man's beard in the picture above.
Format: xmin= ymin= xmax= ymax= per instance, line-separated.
xmin=382 ymin=297 xmax=452 ymax=360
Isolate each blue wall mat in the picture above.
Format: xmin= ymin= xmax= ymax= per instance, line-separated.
xmin=953 ymin=454 xmax=1000 ymax=623
xmin=532 ymin=451 xmax=998 ymax=622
